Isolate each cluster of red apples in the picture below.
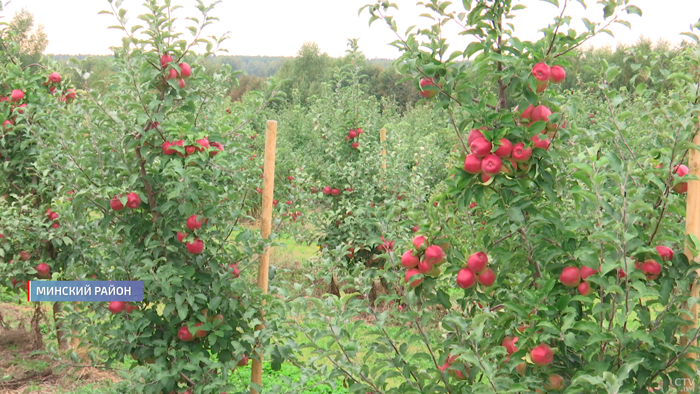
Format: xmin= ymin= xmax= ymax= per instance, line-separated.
xmin=110 ymin=192 xmax=141 ymax=211
xmin=345 ymin=128 xmax=363 ymax=149
xmin=456 ymin=252 xmax=496 ymax=289
xmin=160 ymin=53 xmax=191 ymax=88
xmin=45 ymin=208 xmax=60 ymax=229
xmin=322 ymin=186 xmax=341 ymax=196
xmin=1 ymin=89 xmax=26 ymax=131
xmin=672 ymin=164 xmax=690 ymax=193
xmin=176 ymin=215 xmax=207 ymax=254
xmin=402 ymin=236 xmax=446 ymax=287
xmin=162 ymin=136 xmax=224 ymax=158
xmin=108 ymin=300 xmax=139 ymax=314
xmin=531 ymin=62 xmax=566 ymax=93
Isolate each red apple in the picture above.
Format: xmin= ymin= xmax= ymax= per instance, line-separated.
xmin=186 ymin=239 xmax=204 ymax=254
xmin=322 ymin=186 xmax=332 ymax=195
xmin=331 ymin=188 xmax=340 ymax=196
xmin=109 ymin=301 xmax=125 ymax=314
xmin=546 ymin=374 xmax=565 ymax=390
xmin=675 ymin=164 xmax=690 ymax=177
xmin=229 ymin=263 xmax=241 ymax=278
xmin=481 ymin=154 xmax=503 ymax=175
xmin=125 ymin=303 xmax=139 ymax=313
xmin=494 ymin=139 xmax=513 ymax=158
xmin=520 ymin=105 xmax=534 ymax=122
xmin=185 ymin=145 xmax=196 ymax=155
xmin=126 ymin=193 xmax=141 ymax=208
xmin=656 ymin=245 xmax=673 ymax=261
xmin=348 ymin=130 xmax=357 ymax=139
xmin=464 ymin=154 xmax=483 ymax=174
xmin=580 ymin=266 xmax=598 ymax=280
xmin=530 ymin=134 xmax=551 ymax=150
xmin=187 ymin=215 xmax=203 ymax=231
xmin=412 ymin=235 xmax=427 ymax=250
xmin=237 ymin=354 xmax=249 ymax=367
xmin=10 ymin=89 xmax=24 ymax=102
xmin=502 ymin=336 xmax=519 ymax=355
xmin=535 ymin=79 xmax=549 ymax=93
xmin=531 ymin=105 xmax=552 ymax=123
xmin=194 ymin=322 xmax=207 ymax=338
xmin=177 ymin=231 xmax=187 ymax=243
xmin=196 ymin=138 xmax=210 ymax=152
xmin=530 ymin=344 xmax=553 ymax=366
xmin=424 ymin=245 xmax=445 ymax=265
xmin=20 ymin=251 xmax=30 ymax=261
xmin=467 ymin=252 xmax=488 ymax=274
xmin=110 ymin=196 xmax=125 ymax=211
xmin=477 ymin=268 xmax=496 ymax=287
xmin=405 ymin=269 xmax=423 ymax=287
xmin=36 ymin=263 xmax=50 ymax=278
xmin=470 ymin=138 xmax=492 ymax=158
xmin=351 ymin=142 xmax=359 ymax=149
xmin=550 ymin=66 xmax=565 ymax=83
xmin=467 ymin=129 xmax=485 ymax=144
xmin=419 ymin=77 xmax=439 ymax=98
xmin=178 ymin=325 xmax=194 ymax=342
xmin=578 ymin=281 xmax=592 ymax=296
xmin=160 ymin=54 xmax=173 ymax=67
xmin=49 ymin=72 xmax=62 ymax=83
xmin=511 ymin=143 xmax=532 ymax=162
xmin=177 ymin=79 xmax=186 ymax=88
xmin=641 ymin=260 xmax=661 ymax=280
xmin=210 ymin=142 xmax=224 ymax=157
xmin=532 ymin=63 xmax=551 ymax=81
xmin=457 ymin=268 xmax=476 ymax=289
xmin=559 ymin=267 xmax=581 ymax=287
xmin=401 ymin=250 xmax=420 ymax=269
xmin=417 ymin=259 xmax=432 ymax=274
xmin=179 ymin=62 xmax=191 ymax=78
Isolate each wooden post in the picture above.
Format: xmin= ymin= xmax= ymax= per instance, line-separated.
xmin=681 ymin=132 xmax=700 ymax=394
xmin=251 ymin=120 xmax=277 ymax=394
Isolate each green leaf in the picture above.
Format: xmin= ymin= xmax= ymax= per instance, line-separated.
xmin=508 ymin=206 xmax=525 ymax=223
xmin=625 ymin=5 xmax=642 ymax=16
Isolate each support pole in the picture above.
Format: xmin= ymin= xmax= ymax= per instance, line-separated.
xmin=681 ymin=131 xmax=700 ymax=394
xmin=251 ymin=120 xmax=277 ymax=394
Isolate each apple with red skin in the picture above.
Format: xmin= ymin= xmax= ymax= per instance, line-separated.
xmin=177 ymin=231 xmax=187 ymax=243
xmin=20 ymin=251 xmax=30 ymax=261
xmin=580 ymin=265 xmax=598 ymax=280
xmin=535 ymin=79 xmax=549 ymax=93
xmin=467 ymin=129 xmax=485 ymax=144
xmin=502 ymin=336 xmax=518 ymax=355
xmin=411 ymin=226 xmax=419 ymax=233
xmin=110 ymin=196 xmax=125 ymax=211
xmin=494 ymin=139 xmax=513 ymax=158
xmin=160 ymin=54 xmax=173 ymax=67
xmin=467 ymin=252 xmax=488 ymax=274
xmin=2 ymin=120 xmax=12 ymax=130
xmin=516 ymin=363 xmax=527 ymax=375
xmin=532 ymin=63 xmax=551 ymax=81
xmin=331 ymin=188 xmax=340 ymax=196
xmin=228 ymin=263 xmax=241 ymax=278
xmin=49 ymin=72 xmax=62 ymax=83
xmin=419 ymin=77 xmax=439 ymax=98
xmin=186 ymin=239 xmax=204 ymax=254
xmin=109 ymin=301 xmax=125 ymax=314
xmin=187 ymin=215 xmax=203 ymax=231
xmin=36 ymin=263 xmax=50 ymax=278
xmin=470 ymin=138 xmax=492 ymax=158
xmin=195 ymin=138 xmax=210 ymax=152
xmin=185 ymin=146 xmax=196 ymax=155
xmin=417 ymin=259 xmax=432 ymax=274
xmin=641 ymin=260 xmax=661 ymax=280
xmin=481 ymin=154 xmax=502 ymax=175
xmin=511 ymin=143 xmax=532 ymax=162
xmin=401 ymin=250 xmax=420 ymax=269
xmin=237 ymin=354 xmax=249 ymax=367
xmin=464 ymin=154 xmax=483 ymax=174
xmin=210 ymin=142 xmax=224 ymax=157
xmin=412 ymin=235 xmax=427 ymax=250
xmin=351 ymin=142 xmax=359 ymax=149
xmin=10 ymin=89 xmax=24 ymax=102
xmin=177 ymin=79 xmax=186 ymax=88
xmin=348 ymin=130 xmax=357 ymax=139
xmin=178 ymin=325 xmax=194 ymax=342
xmin=166 ymin=68 xmax=178 ymax=79
xmin=456 ymin=268 xmax=476 ymax=289
xmin=322 ymin=186 xmax=331 ymax=195
xmin=52 ymin=222 xmax=60 ymax=229
xmin=550 ymin=66 xmax=566 ymax=83
xmin=405 ymin=269 xmax=423 ymax=287
xmin=656 ymin=245 xmax=673 ymax=261
xmin=578 ymin=281 xmax=592 ymax=295
xmin=546 ymin=374 xmax=565 ymax=390
xmin=530 ymin=134 xmax=551 ymax=150
xmin=531 ymin=105 xmax=552 ymax=123
xmin=179 ymin=62 xmax=191 ymax=77
xmin=125 ymin=303 xmax=139 ymax=313
xmin=126 ymin=193 xmax=141 ymax=208
xmin=477 ymin=268 xmax=496 ymax=287
xmin=520 ymin=105 xmax=535 ymax=122
xmin=194 ymin=322 xmax=208 ymax=338
xmin=424 ymin=245 xmax=445 ymax=265
xmin=49 ymin=211 xmax=59 ymax=220
xmin=559 ymin=267 xmax=581 ymax=287
xmin=530 ymin=344 xmax=553 ymax=366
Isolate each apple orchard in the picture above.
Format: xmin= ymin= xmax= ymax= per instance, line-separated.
xmin=2 ymin=0 xmax=700 ymax=393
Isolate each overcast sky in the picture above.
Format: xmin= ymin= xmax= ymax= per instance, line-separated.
xmin=2 ymin=0 xmax=700 ymax=59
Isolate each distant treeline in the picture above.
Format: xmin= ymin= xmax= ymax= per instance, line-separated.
xmin=48 ymin=37 xmax=698 ymax=111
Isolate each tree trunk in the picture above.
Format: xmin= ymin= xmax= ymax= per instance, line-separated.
xmin=30 ymin=302 xmax=44 ymax=350
xmin=53 ymin=302 xmax=69 ymax=350
xmin=329 ymin=274 xmax=340 ymax=297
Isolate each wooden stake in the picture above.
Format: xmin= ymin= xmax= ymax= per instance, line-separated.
xmin=251 ymin=120 xmax=277 ymax=394
xmin=681 ymin=132 xmax=700 ymax=394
